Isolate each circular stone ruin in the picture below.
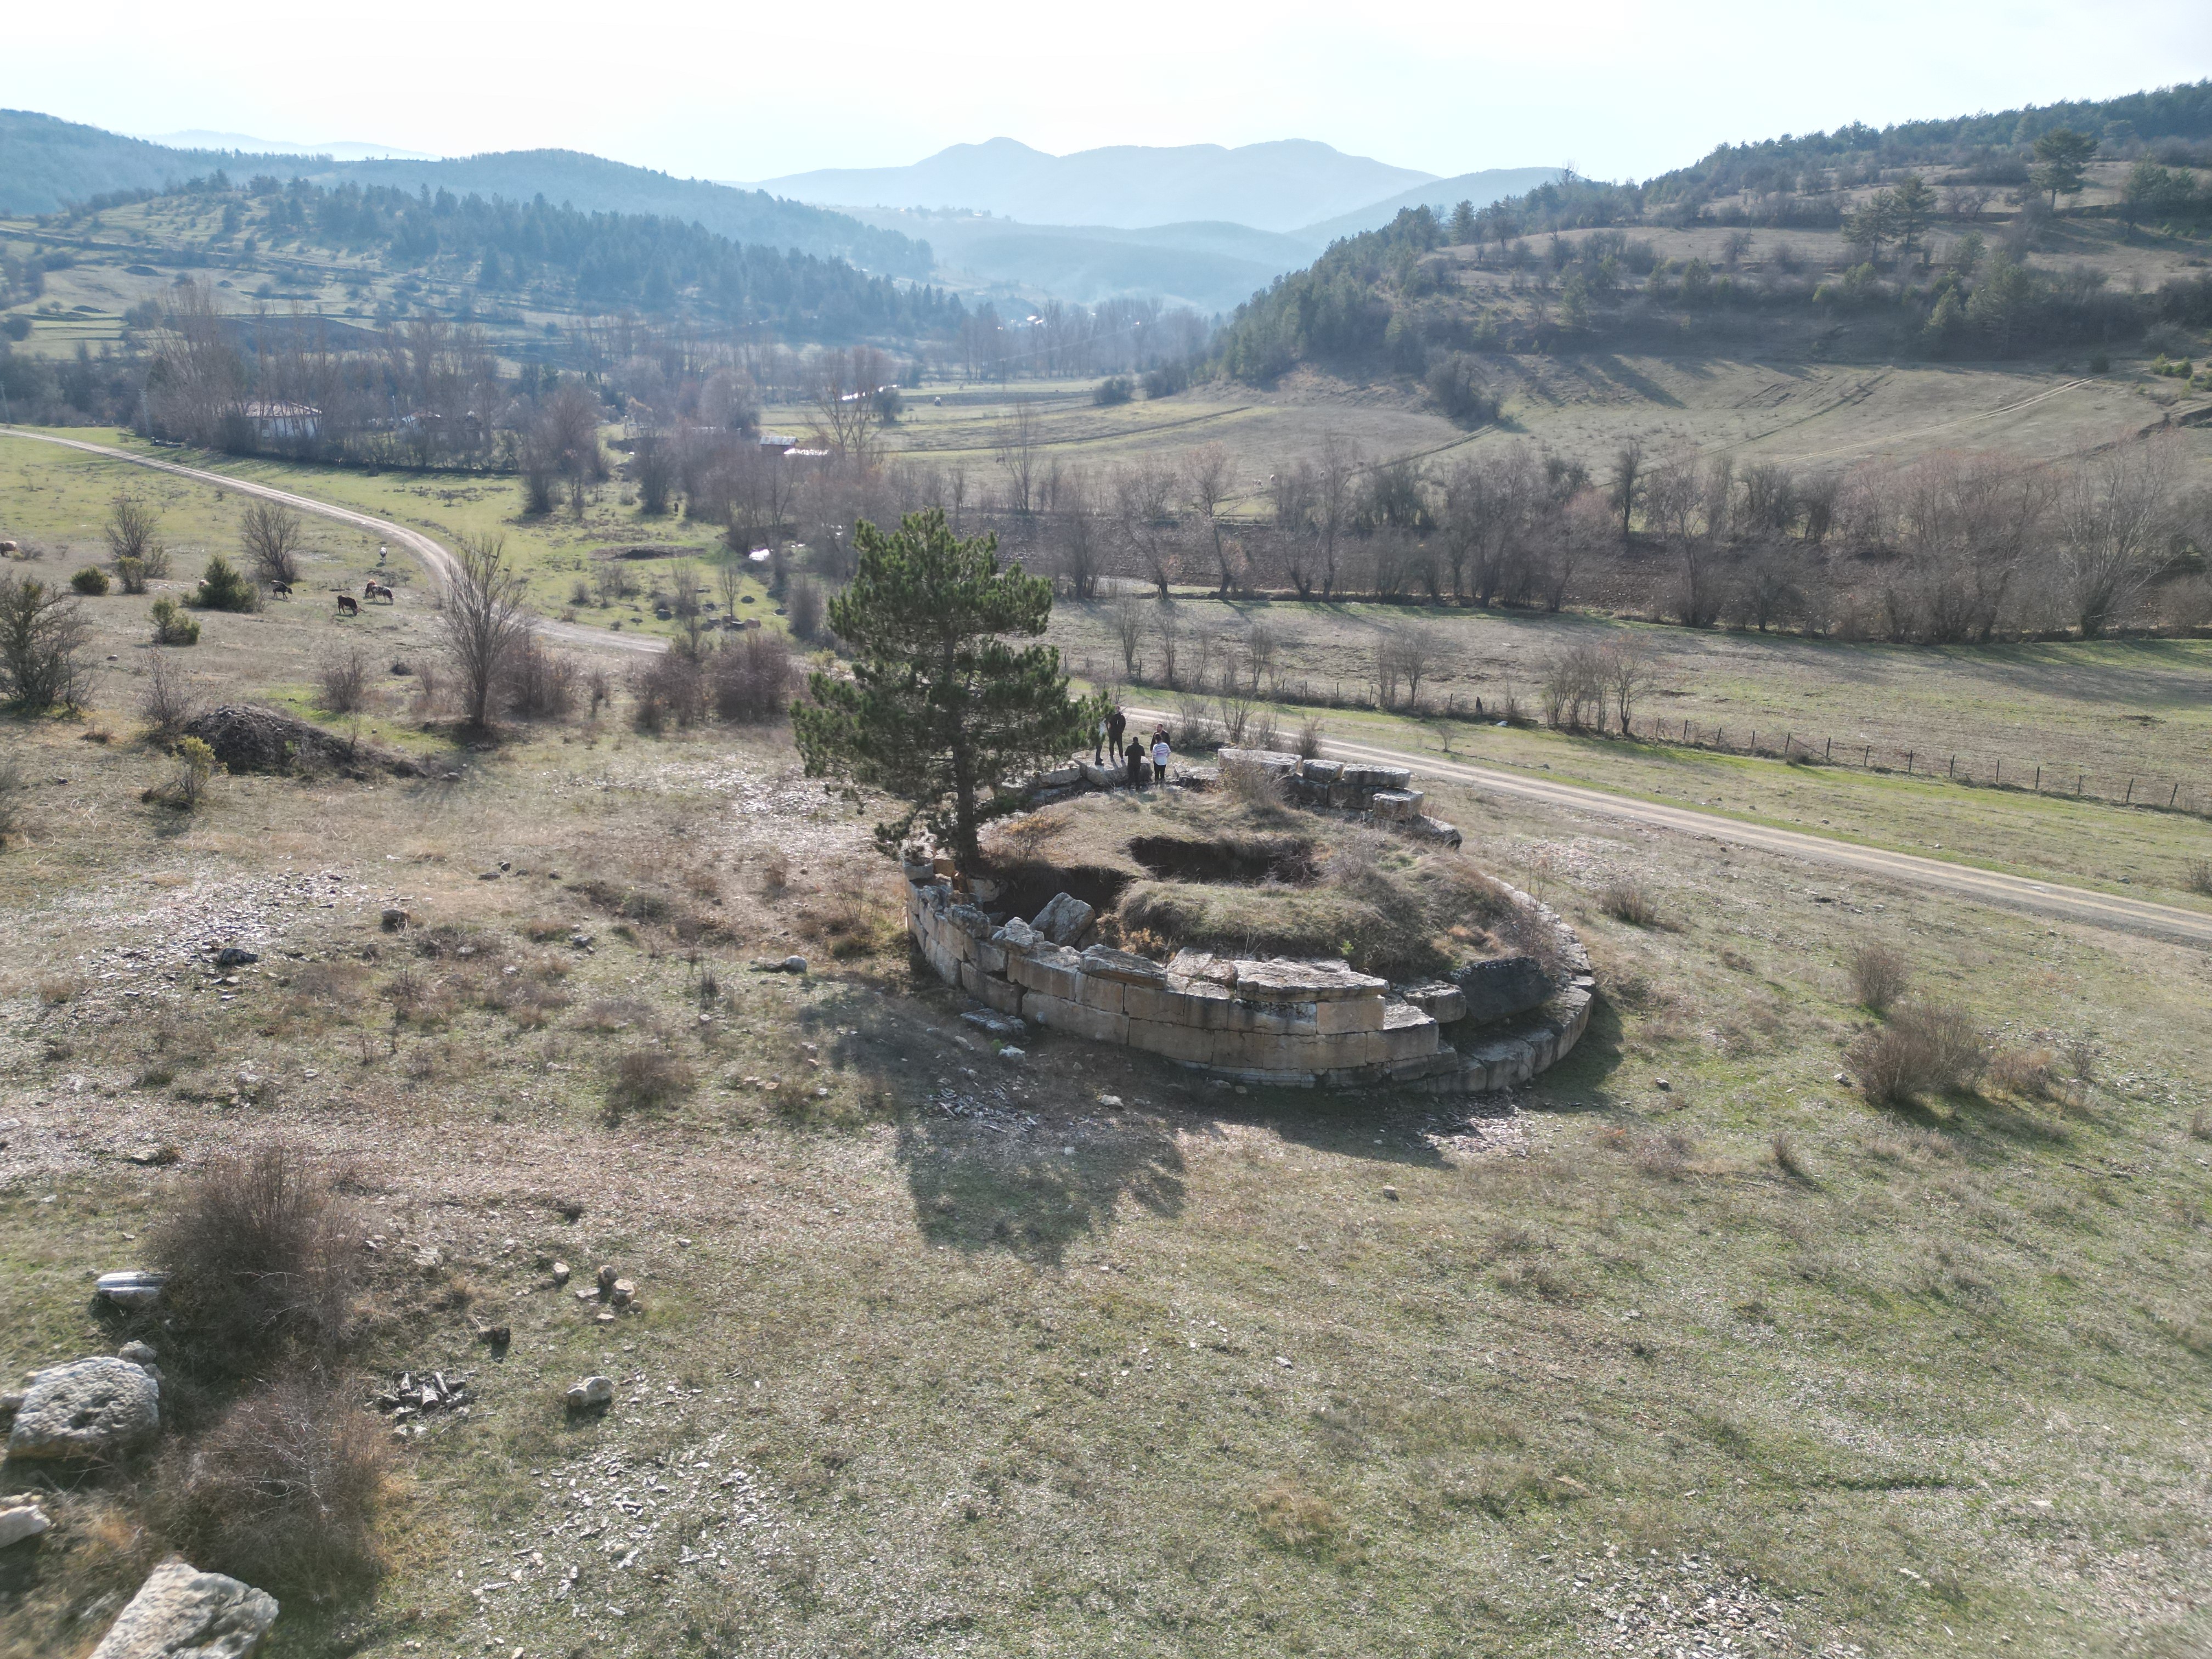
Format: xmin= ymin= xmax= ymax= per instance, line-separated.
xmin=906 ymin=750 xmax=1592 ymax=1093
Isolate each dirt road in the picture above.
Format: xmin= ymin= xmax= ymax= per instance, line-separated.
xmin=12 ymin=427 xmax=2209 ymax=950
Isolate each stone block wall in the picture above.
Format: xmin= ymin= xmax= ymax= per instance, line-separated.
xmin=909 ymin=872 xmax=1592 ymax=1096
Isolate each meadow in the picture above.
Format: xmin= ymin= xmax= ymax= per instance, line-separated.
xmin=3 ymin=433 xmax=2212 ymax=1656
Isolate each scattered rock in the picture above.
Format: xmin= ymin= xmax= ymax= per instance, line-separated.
xmin=1383 ymin=1184 xmax=1400 ymax=1201
xmin=1030 ymin=892 xmax=1095 ymax=947
xmin=213 ymin=947 xmax=258 ymax=968
xmin=380 ymin=909 xmax=410 ymax=932
xmin=610 ymin=1279 xmax=635 ymax=1308
xmin=118 ymin=1341 xmax=159 ymax=1367
xmin=961 ymin=1009 xmax=1026 ymax=1041
xmin=781 ymin=955 xmax=808 ymax=974
xmin=87 ymin=1558 xmax=277 ymax=1659
xmin=96 ymin=1270 xmax=167 ymax=1310
xmin=1654 ymin=1078 xmax=1671 ymax=1092
xmin=748 ymin=956 xmax=807 ymax=974
xmin=475 ymin=1324 xmax=511 ymax=1348
xmin=566 ymin=1375 xmax=616 ymax=1413
xmin=372 ymin=1369 xmax=471 ymax=1416
xmin=550 ymin=1261 xmax=572 ymax=1286
xmin=124 ymin=1146 xmax=179 ymax=1167
xmin=0 ymin=1504 xmax=51 ymax=1550
xmin=8 ymin=1357 xmax=160 ymax=1460
xmin=0 ymin=1391 xmax=21 ymax=1429
xmin=596 ymin=1264 xmax=618 ymax=1293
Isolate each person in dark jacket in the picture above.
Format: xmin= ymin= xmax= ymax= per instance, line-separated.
xmin=1107 ymin=706 xmax=1127 ymax=762
xmin=1125 ymin=737 xmax=1148 ymax=787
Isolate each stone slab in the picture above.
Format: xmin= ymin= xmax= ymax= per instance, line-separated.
xmin=1023 ymin=995 xmax=1128 ymax=1045
xmin=9 ymin=1357 xmax=160 ymax=1460
xmin=1232 ymin=959 xmax=1388 ymax=1003
xmin=89 ymin=1559 xmax=278 ymax=1659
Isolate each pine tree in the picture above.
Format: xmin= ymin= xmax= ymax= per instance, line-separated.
xmin=1448 ymin=200 xmax=1478 ymax=246
xmin=2031 ymin=128 xmax=2097 ymax=210
xmin=793 ymin=509 xmax=1090 ymax=864
xmin=1889 ymin=174 xmax=1937 ymax=258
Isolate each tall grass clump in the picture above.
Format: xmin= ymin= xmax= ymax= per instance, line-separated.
xmin=1850 ymin=1001 xmax=1986 ymax=1107
xmin=1848 ymin=942 xmax=1910 ymax=1014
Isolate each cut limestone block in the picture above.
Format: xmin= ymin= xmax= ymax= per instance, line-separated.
xmin=1368 ymin=789 xmax=1426 ymax=822
xmin=1232 ymin=959 xmax=1387 ymax=1004
xmin=1401 ymin=983 xmax=1466 ymax=1023
xmin=1007 ymin=945 xmax=1082 ymax=1001
xmin=1454 ymin=955 xmax=1554 ymax=1024
xmin=1031 ymin=892 xmax=1096 ymax=946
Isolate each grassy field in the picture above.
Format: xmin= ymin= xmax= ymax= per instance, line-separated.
xmin=1045 ymin=593 xmax=2212 ymax=815
xmin=4 ymin=472 xmax=2212 ymax=1655
xmin=0 ymin=429 xmax=757 ymax=648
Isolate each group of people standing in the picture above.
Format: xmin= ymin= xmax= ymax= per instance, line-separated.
xmin=1095 ymin=706 xmax=1172 ymax=786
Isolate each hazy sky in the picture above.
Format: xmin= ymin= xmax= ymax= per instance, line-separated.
xmin=22 ymin=0 xmax=2211 ymax=184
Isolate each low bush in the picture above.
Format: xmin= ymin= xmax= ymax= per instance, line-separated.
xmin=1093 ymin=375 xmax=1134 ymax=407
xmin=632 ymin=651 xmax=707 ymax=733
xmin=1850 ymin=1000 xmax=1987 ymax=1107
xmin=190 ymin=554 xmax=259 ymax=613
xmin=1220 ymin=753 xmax=1285 ymax=809
xmin=140 ymin=656 xmax=196 ymax=739
xmin=1847 ymin=941 xmax=1910 ymax=1014
xmin=507 ymin=635 xmax=579 ymax=720
xmin=0 ymin=755 xmax=25 ymax=843
xmin=153 ymin=1374 xmax=388 ymax=1599
xmin=150 ymin=1142 xmax=362 ymax=1365
xmin=710 ymin=631 xmax=793 ymax=724
xmin=1295 ymin=713 xmax=1324 ymax=759
xmin=71 ymin=565 xmax=111 ymax=595
xmin=606 ymin=1046 xmax=695 ymax=1119
xmin=787 ymin=575 xmax=826 ymax=642
xmin=2188 ymin=859 xmax=2212 ymax=898
xmin=150 ymin=596 xmax=201 ymax=645
xmin=116 ymin=556 xmax=150 ymax=594
xmin=315 ymin=647 xmax=370 ymax=715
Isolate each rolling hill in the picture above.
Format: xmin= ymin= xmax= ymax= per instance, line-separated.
xmin=1289 ymin=166 xmax=1566 ymax=244
xmin=0 ymin=111 xmax=932 ymax=278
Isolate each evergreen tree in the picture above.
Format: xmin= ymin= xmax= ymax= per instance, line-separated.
xmin=794 ymin=509 xmax=1090 ymax=864
xmin=1889 ymin=174 xmax=1937 ymax=257
xmin=1448 ymin=200 xmax=1478 ymax=245
xmin=2031 ymin=128 xmax=2097 ymax=210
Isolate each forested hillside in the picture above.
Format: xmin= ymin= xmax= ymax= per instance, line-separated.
xmin=1217 ymin=81 xmax=2212 ymax=387
xmin=0 ymin=111 xmax=930 ymax=276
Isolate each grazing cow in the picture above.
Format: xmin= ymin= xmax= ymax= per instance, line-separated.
xmin=269 ymin=580 xmax=292 ymax=599
xmin=364 ymin=580 xmax=394 ymax=603
xmin=336 ymin=594 xmax=359 ymax=617
xmin=0 ymin=539 xmax=18 ymax=557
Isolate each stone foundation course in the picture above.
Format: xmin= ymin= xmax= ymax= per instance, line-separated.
xmin=909 ymin=867 xmax=1592 ymax=1096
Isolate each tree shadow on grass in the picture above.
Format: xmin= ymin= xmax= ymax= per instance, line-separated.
xmin=896 ymin=1114 xmax=1186 ymax=1268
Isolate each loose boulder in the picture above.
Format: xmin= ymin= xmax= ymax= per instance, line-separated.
xmin=8 ymin=1357 xmax=161 ymax=1460
xmin=1453 ymin=955 xmax=1554 ymax=1024
xmin=97 ymin=1270 xmax=167 ymax=1310
xmin=0 ymin=1503 xmax=50 ymax=1550
xmin=1030 ymin=891 xmax=1095 ymax=947
xmin=565 ymin=1375 xmax=616 ymax=1413
xmin=88 ymin=1559 xmax=278 ymax=1659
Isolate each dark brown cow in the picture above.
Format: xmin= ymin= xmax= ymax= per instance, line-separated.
xmin=336 ymin=594 xmax=359 ymax=617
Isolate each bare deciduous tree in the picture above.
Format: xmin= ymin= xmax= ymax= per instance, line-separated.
xmin=240 ymin=500 xmax=307 ymax=588
xmin=104 ymin=494 xmax=167 ymax=573
xmin=438 ymin=533 xmax=532 ymax=730
xmin=994 ymin=402 xmax=1042 ymax=515
xmin=2057 ymin=432 xmax=2178 ymax=638
xmin=1109 ymin=594 xmax=1146 ymax=679
xmin=1113 ymin=462 xmax=1178 ymax=598
xmin=1183 ymin=443 xmax=1235 ymax=594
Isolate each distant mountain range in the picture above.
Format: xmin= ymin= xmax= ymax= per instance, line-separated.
xmin=748 ymin=137 xmax=1436 ymax=234
xmin=142 ymin=129 xmax=437 ymax=162
xmin=2 ymin=110 xmax=1559 ymax=313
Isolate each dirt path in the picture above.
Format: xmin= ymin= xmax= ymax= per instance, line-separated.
xmin=1124 ymin=710 xmax=2212 ymax=951
xmin=13 ymin=427 xmax=2207 ymax=950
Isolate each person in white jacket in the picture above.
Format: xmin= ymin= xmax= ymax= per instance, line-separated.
xmin=1150 ymin=730 xmax=1171 ymax=783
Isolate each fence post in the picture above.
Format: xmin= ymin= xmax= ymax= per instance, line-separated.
xmin=1863 ymin=746 xmax=1871 ymax=766
xmin=2035 ymin=766 xmax=2041 ymax=791
xmin=2172 ymin=783 xmax=2181 ymax=808
xmin=1825 ymin=737 xmax=1832 ymax=761
xmin=2126 ymin=777 xmax=2134 ymax=803
xmin=1995 ymin=759 xmax=2000 ymax=785
xmin=2076 ymin=775 xmax=2084 ymax=797
xmin=1750 ymin=731 xmax=1757 ymax=753
xmin=1784 ymin=732 xmax=1792 ymax=755
xmin=1948 ymin=755 xmax=1955 ymax=778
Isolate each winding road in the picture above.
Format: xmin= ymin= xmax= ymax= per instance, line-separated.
xmin=9 ymin=425 xmax=2210 ymax=951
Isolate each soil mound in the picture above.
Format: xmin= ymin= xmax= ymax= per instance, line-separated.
xmin=182 ymin=704 xmax=421 ymax=778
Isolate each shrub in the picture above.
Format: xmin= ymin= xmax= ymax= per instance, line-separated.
xmin=315 ymin=647 xmax=370 ymax=715
xmin=1847 ymin=942 xmax=1909 ymax=1014
xmin=163 ymin=736 xmax=219 ymax=808
xmin=153 ymin=1375 xmax=388 ymax=1598
xmin=507 ymin=635 xmax=579 ymax=720
xmin=1426 ymin=352 xmax=1501 ymax=424
xmin=140 ymin=654 xmax=196 ymax=739
xmin=1770 ymin=1132 xmax=1809 ymax=1179
xmin=151 ymin=1143 xmax=360 ymax=1362
xmin=606 ymin=1046 xmax=694 ymax=1119
xmin=1599 ymin=881 xmax=1660 ymax=927
xmin=0 ymin=755 xmax=25 ymax=843
xmin=150 ymin=596 xmax=201 ymax=645
xmin=1850 ymin=1001 xmax=1986 ymax=1106
xmin=191 ymin=554 xmax=259 ymax=612
xmin=710 ymin=630 xmax=794 ymax=724
xmin=116 ymin=556 xmax=150 ymax=594
xmin=1220 ymin=753 xmax=1285 ymax=808
xmin=1093 ymin=375 xmax=1134 ymax=407
xmin=2192 ymin=1107 xmax=2212 ymax=1142
xmin=787 ymin=575 xmax=825 ymax=642
xmin=72 ymin=564 xmax=111 ymax=595
xmin=104 ymin=493 xmax=165 ymax=570
xmin=0 ymin=572 xmax=92 ymax=712
xmin=2187 ymin=859 xmax=2212 ymax=898
xmin=631 ymin=651 xmax=707 ymax=732
xmin=1295 ymin=713 xmax=1324 ymax=759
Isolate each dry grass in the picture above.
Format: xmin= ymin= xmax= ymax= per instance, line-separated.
xmin=1847 ymin=942 xmax=1911 ymax=1015
xmin=1251 ymin=1484 xmax=1345 ymax=1555
xmin=1599 ymin=881 xmax=1661 ymax=928
xmin=2186 ymin=858 xmax=2212 ymax=898
xmin=606 ymin=1046 xmax=696 ymax=1120
xmin=1770 ymin=1132 xmax=1810 ymax=1180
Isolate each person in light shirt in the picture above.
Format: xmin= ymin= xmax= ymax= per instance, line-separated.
xmin=1150 ymin=729 xmax=1171 ymax=784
